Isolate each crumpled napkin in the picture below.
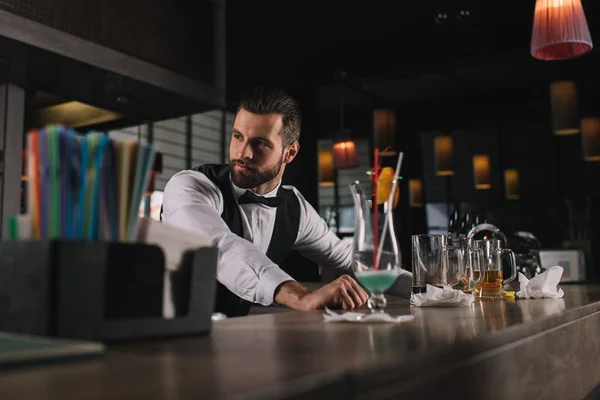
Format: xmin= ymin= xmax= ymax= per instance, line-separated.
xmin=322 ymin=307 xmax=415 ymax=323
xmin=410 ymin=284 xmax=475 ymax=307
xmin=516 ymin=266 xmax=564 ymax=299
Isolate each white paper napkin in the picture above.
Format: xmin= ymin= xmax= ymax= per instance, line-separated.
xmin=322 ymin=308 xmax=415 ymax=324
xmin=516 ymin=266 xmax=564 ymax=299
xmin=410 ymin=284 xmax=475 ymax=307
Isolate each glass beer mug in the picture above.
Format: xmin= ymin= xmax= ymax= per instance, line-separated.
xmin=472 ymin=239 xmax=517 ymax=299
xmin=448 ymin=235 xmax=485 ymax=293
xmin=411 ymin=234 xmax=465 ymax=293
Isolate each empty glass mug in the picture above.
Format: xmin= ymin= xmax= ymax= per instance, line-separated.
xmin=412 ymin=234 xmax=464 ymax=293
xmin=472 ymin=239 xmax=517 ymax=299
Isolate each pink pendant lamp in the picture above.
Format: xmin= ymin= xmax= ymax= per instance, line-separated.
xmin=332 ymin=139 xmax=359 ymax=170
xmin=531 ymin=0 xmax=593 ymax=60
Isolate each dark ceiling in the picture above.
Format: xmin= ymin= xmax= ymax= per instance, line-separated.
xmin=226 ymin=0 xmax=600 ymax=118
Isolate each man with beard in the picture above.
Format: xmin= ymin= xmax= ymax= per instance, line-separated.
xmin=162 ymin=86 xmax=411 ymax=317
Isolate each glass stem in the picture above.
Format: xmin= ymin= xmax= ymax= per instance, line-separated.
xmin=367 ymin=293 xmax=387 ymax=313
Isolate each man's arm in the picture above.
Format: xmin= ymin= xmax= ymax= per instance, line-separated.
xmin=163 ymin=171 xmax=369 ymax=310
xmin=163 ymin=170 xmax=294 ymax=306
xmin=290 ymin=187 xmax=354 ymax=270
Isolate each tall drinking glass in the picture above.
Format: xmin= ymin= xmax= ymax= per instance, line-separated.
xmin=350 ymin=181 xmax=401 ymax=314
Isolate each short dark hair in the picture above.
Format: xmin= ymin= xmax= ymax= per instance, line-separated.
xmin=236 ymin=86 xmax=301 ymax=147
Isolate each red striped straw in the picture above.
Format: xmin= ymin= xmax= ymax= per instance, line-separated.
xmin=531 ymin=0 xmax=593 ymax=60
xmin=373 ymin=148 xmax=379 ymax=271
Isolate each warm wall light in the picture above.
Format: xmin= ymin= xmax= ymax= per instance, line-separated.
xmin=550 ymin=81 xmax=580 ymax=135
xmin=434 ymin=136 xmax=454 ymax=176
xmin=318 ymin=149 xmax=335 ymax=186
xmin=409 ymin=179 xmax=423 ymax=207
xmin=36 ymin=101 xmax=122 ymax=128
xmin=531 ymin=0 xmax=593 ymax=61
xmin=504 ymin=169 xmax=520 ymax=200
xmin=333 ymin=139 xmax=359 ymax=170
xmin=373 ymin=109 xmax=396 ymax=154
xmin=581 ymin=118 xmax=600 ymax=162
xmin=473 ymin=154 xmax=491 ymax=190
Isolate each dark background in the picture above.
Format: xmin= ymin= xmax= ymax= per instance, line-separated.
xmin=0 ymin=0 xmax=598 ymax=279
xmin=0 ymin=0 xmax=215 ymax=85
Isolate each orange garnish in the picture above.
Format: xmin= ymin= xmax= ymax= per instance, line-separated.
xmin=376 ymin=167 xmax=399 ymax=208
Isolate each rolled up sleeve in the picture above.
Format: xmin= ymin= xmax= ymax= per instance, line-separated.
xmin=254 ymin=266 xmax=296 ymax=305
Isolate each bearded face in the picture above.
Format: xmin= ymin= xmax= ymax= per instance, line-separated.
xmin=229 ymin=109 xmax=291 ymax=190
xmin=229 ymin=153 xmax=284 ymax=189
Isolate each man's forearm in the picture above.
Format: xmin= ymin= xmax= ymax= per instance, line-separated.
xmin=273 ymin=280 xmax=312 ymax=311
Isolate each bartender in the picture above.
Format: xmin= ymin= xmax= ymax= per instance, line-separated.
xmin=162 ymin=86 xmax=411 ymax=316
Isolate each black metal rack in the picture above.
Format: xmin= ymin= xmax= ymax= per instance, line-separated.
xmin=0 ymin=240 xmax=218 ymax=342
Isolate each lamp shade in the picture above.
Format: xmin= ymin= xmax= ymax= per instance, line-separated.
xmin=333 ymin=139 xmax=359 ymax=170
xmin=373 ymin=109 xmax=396 ymax=152
xmin=581 ymin=118 xmax=600 ymax=162
xmin=318 ymin=149 xmax=335 ymax=185
xmin=409 ymin=179 xmax=423 ymax=207
xmin=550 ymin=81 xmax=580 ymax=135
xmin=504 ymin=169 xmax=520 ymax=200
xmin=473 ymin=154 xmax=491 ymax=190
xmin=531 ymin=0 xmax=593 ymax=61
xmin=434 ymin=136 xmax=454 ymax=176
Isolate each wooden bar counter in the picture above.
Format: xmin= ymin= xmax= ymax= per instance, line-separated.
xmin=1 ymin=285 xmax=600 ymax=399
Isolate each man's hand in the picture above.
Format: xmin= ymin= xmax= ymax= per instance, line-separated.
xmin=303 ymin=275 xmax=369 ymax=310
xmin=274 ymin=275 xmax=369 ymax=311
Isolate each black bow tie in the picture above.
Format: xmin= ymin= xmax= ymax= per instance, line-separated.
xmin=238 ymin=190 xmax=284 ymax=207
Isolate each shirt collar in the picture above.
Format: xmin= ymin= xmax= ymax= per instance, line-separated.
xmin=230 ymin=175 xmax=281 ymax=199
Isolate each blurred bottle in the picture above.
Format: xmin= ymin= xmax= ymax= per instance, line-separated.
xmin=448 ymin=208 xmax=459 ymax=236
xmin=474 ymin=214 xmax=488 ymax=226
xmin=458 ymin=212 xmax=471 ymax=236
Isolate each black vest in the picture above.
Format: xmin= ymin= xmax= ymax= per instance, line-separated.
xmin=193 ymin=164 xmax=301 ymax=317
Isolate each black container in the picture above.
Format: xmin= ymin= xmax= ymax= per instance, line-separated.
xmin=0 ymin=240 xmax=218 ymax=342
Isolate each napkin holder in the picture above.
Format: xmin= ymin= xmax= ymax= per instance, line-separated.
xmin=0 ymin=240 xmax=218 ymax=342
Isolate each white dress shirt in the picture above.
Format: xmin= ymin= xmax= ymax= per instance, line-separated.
xmin=161 ymin=169 xmax=354 ymax=306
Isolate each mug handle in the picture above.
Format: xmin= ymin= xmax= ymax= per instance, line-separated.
xmin=468 ymin=248 xmax=486 ymax=287
xmin=501 ymin=248 xmax=517 ymax=285
xmin=444 ymin=246 xmax=464 ymax=287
